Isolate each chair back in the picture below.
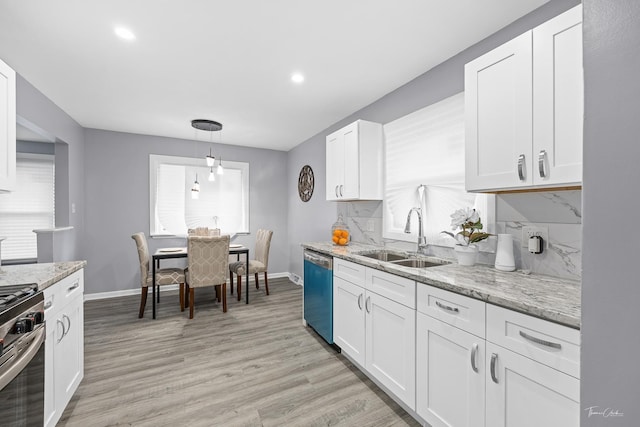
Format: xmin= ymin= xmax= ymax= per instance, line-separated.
xmin=254 ymin=229 xmax=273 ymax=269
xmin=187 ymin=234 xmax=230 ymax=288
xmin=131 ymin=232 xmax=150 ymax=287
xmin=188 ymin=227 xmax=210 ymax=236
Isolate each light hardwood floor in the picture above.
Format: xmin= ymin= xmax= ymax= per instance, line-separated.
xmin=58 ymin=278 xmax=420 ymax=427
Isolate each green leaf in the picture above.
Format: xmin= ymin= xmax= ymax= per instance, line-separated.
xmin=469 ymin=232 xmax=491 ymax=243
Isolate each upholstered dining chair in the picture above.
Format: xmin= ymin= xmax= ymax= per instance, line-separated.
xmin=188 ymin=227 xmax=210 ymax=236
xmin=183 ymin=234 xmax=230 ymax=318
xmin=229 ymin=229 xmax=273 ymax=301
xmin=131 ymin=232 xmax=186 ymax=318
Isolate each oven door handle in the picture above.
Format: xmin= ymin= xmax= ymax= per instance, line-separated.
xmin=0 ymin=325 xmax=45 ymax=391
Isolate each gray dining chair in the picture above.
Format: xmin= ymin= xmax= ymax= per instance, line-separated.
xmin=229 ymin=229 xmax=273 ymax=301
xmin=131 ymin=232 xmax=185 ymax=318
xmin=183 ymin=234 xmax=230 ymax=318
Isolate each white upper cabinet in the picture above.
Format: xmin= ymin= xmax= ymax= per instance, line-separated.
xmin=465 ymin=5 xmax=582 ymax=192
xmin=0 ymin=57 xmax=16 ymax=193
xmin=326 ymin=120 xmax=383 ymax=201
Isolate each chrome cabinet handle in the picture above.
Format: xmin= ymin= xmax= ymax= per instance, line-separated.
xmin=517 ymin=154 xmax=526 ymax=181
xmin=56 ymin=319 xmax=66 ymax=343
xmin=471 ymin=343 xmax=479 ymax=373
xmin=63 ymin=314 xmax=71 ymax=337
xmin=68 ymin=281 xmax=80 ymax=292
xmin=44 ymin=300 xmax=52 ymax=310
xmin=357 ymin=294 xmax=363 ymax=310
xmin=435 ymin=300 xmax=459 ymax=313
xmin=490 ymin=353 xmax=498 ymax=383
xmin=538 ymin=150 xmax=547 ymax=178
xmin=335 ymin=185 xmax=339 ymax=198
xmin=365 ymin=296 xmax=371 ymax=313
xmin=519 ymin=330 xmax=562 ymax=349
xmin=339 ymin=185 xmax=344 ymax=197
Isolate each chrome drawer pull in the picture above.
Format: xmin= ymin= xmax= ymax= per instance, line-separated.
xmin=519 ymin=331 xmax=562 ymax=349
xmin=365 ymin=296 xmax=371 ymax=314
xmin=44 ymin=300 xmax=52 ymax=310
xmin=435 ymin=301 xmax=459 ymax=313
xmin=56 ymin=319 xmax=66 ymax=343
xmin=490 ymin=353 xmax=499 ymax=383
xmin=470 ymin=343 xmax=479 ymax=373
xmin=339 ymin=185 xmax=344 ymax=197
xmin=538 ymin=150 xmax=547 ymax=178
xmin=68 ymin=281 xmax=80 ymax=292
xmin=335 ymin=185 xmax=339 ymax=198
xmin=517 ymin=154 xmax=526 ymax=181
xmin=357 ymin=294 xmax=363 ymax=310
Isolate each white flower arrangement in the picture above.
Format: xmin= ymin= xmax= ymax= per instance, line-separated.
xmin=441 ymin=207 xmax=491 ymax=246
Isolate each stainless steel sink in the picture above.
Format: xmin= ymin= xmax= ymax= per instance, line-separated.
xmin=390 ymin=258 xmax=450 ymax=268
xmin=358 ymin=251 xmax=408 ymax=262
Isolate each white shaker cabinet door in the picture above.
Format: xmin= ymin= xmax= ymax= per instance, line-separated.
xmin=0 ymin=57 xmax=16 ymax=192
xmin=533 ymin=4 xmax=583 ymax=186
xmin=325 ymin=131 xmax=343 ymax=200
xmin=485 ymin=342 xmax=580 ymax=427
xmin=365 ymin=291 xmax=416 ymax=410
xmin=416 ymin=314 xmax=485 ymax=427
xmin=333 ymin=276 xmax=365 ymax=366
xmin=465 ymin=31 xmax=533 ymax=191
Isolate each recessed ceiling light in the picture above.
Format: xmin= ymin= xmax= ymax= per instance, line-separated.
xmin=114 ymin=27 xmax=136 ymax=41
xmin=291 ymin=72 xmax=305 ymax=84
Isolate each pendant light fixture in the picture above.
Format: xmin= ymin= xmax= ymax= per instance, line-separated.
xmin=208 ymin=167 xmax=216 ymax=182
xmin=191 ymin=119 xmax=222 ymax=168
xmin=191 ymin=173 xmax=200 ymax=199
xmin=217 ymin=156 xmax=224 ymax=175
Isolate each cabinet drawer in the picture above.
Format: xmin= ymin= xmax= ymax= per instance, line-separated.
xmin=486 ymin=304 xmax=580 ymax=378
xmin=365 ymin=268 xmax=415 ymax=309
xmin=44 ymin=269 xmax=84 ymax=318
xmin=333 ymin=258 xmax=365 ymax=285
xmin=417 ymin=284 xmax=485 ymax=338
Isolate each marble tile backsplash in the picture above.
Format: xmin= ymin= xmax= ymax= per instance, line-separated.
xmin=338 ymin=190 xmax=582 ymax=280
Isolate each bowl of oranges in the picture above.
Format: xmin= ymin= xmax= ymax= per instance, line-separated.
xmin=332 ymin=228 xmax=350 ymax=246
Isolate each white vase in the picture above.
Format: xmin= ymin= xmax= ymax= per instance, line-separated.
xmin=454 ymin=244 xmax=479 ymax=266
xmin=495 ymin=234 xmax=516 ymax=271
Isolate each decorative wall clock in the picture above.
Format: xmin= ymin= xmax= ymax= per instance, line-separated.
xmin=298 ymin=165 xmax=314 ymax=202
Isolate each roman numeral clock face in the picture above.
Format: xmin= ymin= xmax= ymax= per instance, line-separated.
xmin=298 ymin=165 xmax=314 ymax=202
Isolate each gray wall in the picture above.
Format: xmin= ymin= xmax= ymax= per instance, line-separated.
xmin=286 ymin=0 xmax=580 ymax=279
xmin=582 ymin=0 xmax=640 ymax=424
xmin=15 ymin=75 xmax=85 ymax=261
xmin=83 ymin=129 xmax=288 ymax=295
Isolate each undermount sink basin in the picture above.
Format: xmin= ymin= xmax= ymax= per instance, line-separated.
xmin=358 ymin=251 xmax=407 ymax=262
xmin=390 ymin=258 xmax=450 ymax=269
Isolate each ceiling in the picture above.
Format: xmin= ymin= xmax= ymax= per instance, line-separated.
xmin=0 ymin=0 xmax=548 ymax=151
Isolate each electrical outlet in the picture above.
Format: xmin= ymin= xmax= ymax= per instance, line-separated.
xmin=522 ymin=226 xmax=549 ymax=249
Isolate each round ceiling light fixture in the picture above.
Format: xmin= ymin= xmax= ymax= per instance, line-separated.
xmin=114 ymin=26 xmax=136 ymax=40
xmin=291 ymin=72 xmax=305 ymax=84
xmin=191 ymin=119 xmax=223 ymax=132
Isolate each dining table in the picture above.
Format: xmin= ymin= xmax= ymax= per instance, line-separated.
xmin=151 ymin=245 xmax=250 ymax=319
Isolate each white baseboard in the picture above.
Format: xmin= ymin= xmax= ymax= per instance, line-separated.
xmin=84 ymin=272 xmax=293 ymax=301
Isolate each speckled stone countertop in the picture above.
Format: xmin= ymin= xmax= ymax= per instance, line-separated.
xmin=0 ymin=261 xmax=86 ymax=291
xmin=302 ymin=242 xmax=580 ymax=329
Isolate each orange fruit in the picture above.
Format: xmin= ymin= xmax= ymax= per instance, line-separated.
xmin=332 ymin=236 xmax=339 ymax=244
xmin=341 ymin=230 xmax=349 ymax=239
xmin=333 ymin=229 xmax=342 ymax=236
xmin=338 ymin=237 xmax=347 ymax=245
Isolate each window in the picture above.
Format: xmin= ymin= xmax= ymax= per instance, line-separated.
xmin=0 ymin=153 xmax=55 ymax=261
xmin=149 ymin=154 xmax=249 ymax=236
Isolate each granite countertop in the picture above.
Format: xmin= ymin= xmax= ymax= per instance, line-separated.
xmin=302 ymin=242 xmax=581 ymax=329
xmin=0 ymin=261 xmax=87 ymax=291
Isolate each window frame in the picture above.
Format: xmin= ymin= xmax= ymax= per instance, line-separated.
xmin=149 ymin=154 xmax=250 ymax=237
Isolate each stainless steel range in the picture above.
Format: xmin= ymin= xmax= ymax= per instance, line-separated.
xmin=0 ymin=283 xmax=45 ymax=427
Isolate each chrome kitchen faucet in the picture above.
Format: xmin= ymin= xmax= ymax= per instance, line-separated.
xmin=404 ymin=207 xmax=427 ymax=252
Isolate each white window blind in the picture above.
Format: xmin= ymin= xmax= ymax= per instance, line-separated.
xmin=0 ymin=153 xmax=55 ymax=261
xmin=150 ymin=154 xmax=249 ymax=236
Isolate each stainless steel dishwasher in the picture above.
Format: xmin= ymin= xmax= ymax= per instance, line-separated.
xmin=303 ymin=250 xmax=333 ymax=344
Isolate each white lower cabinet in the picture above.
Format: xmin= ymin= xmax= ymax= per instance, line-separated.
xmin=485 ymin=342 xmax=580 ymax=427
xmin=365 ymin=291 xmax=415 ymax=408
xmin=416 ymin=314 xmax=485 ymax=427
xmin=44 ymin=269 xmax=85 ymax=427
xmin=333 ymin=276 xmax=365 ymax=366
xmin=333 ymin=259 xmax=416 ymax=410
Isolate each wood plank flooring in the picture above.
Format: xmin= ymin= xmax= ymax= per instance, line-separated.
xmin=58 ymin=278 xmax=420 ymax=427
